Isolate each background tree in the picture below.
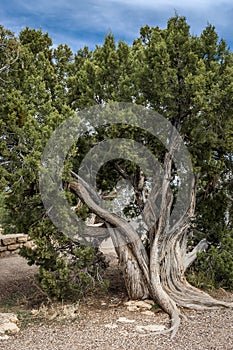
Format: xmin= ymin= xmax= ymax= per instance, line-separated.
xmin=0 ymin=16 xmax=232 ymax=336
xmin=67 ymin=16 xmax=233 ymax=336
xmin=132 ymin=18 xmax=233 ymax=291
xmin=0 ymin=27 xmax=107 ymax=300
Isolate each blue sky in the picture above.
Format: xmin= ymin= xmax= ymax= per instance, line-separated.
xmin=1 ymin=0 xmax=233 ymax=51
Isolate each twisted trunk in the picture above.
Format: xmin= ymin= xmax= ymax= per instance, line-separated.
xmin=69 ymin=162 xmax=233 ymax=338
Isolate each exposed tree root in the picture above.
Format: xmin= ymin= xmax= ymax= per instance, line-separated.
xmin=69 ymin=172 xmax=233 ymax=338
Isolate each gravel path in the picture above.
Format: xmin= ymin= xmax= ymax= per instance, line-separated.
xmin=0 ymin=255 xmax=233 ymax=350
xmin=2 ymin=306 xmax=233 ymax=350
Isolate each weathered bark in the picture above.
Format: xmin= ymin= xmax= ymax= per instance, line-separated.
xmin=183 ymin=238 xmax=208 ymax=271
xmin=69 ymin=167 xmax=233 ymax=338
xmin=118 ymin=244 xmax=149 ymax=299
xmin=69 ymin=176 xmax=150 ymax=299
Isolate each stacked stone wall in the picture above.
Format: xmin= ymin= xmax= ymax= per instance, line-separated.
xmin=0 ymin=234 xmax=33 ymax=258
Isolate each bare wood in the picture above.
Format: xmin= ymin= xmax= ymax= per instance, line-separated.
xmin=68 ymin=162 xmax=233 ymax=338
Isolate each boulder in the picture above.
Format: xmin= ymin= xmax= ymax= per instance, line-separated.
xmin=0 ymin=313 xmax=20 ymax=338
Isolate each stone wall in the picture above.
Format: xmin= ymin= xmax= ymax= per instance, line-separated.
xmin=0 ymin=234 xmax=33 ymax=258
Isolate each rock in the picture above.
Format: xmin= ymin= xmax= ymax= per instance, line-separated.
xmin=7 ymin=244 xmax=20 ymax=251
xmin=124 ymin=300 xmax=153 ymax=311
xmin=0 ymin=322 xmax=20 ymax=335
xmin=136 ymin=324 xmax=166 ymax=333
xmin=17 ymin=235 xmax=28 ymax=243
xmin=126 ymin=305 xmax=139 ymax=312
xmin=135 ymin=300 xmax=153 ymax=310
xmin=1 ymin=236 xmax=16 ymax=246
xmin=0 ymin=313 xmax=18 ymax=324
xmin=116 ymin=317 xmax=135 ymax=323
xmin=105 ymin=323 xmax=118 ymax=329
xmin=0 ymin=335 xmax=9 ymax=340
xmin=0 ymin=313 xmax=20 ymax=336
xmin=141 ymin=310 xmax=155 ymax=316
xmin=143 ymin=299 xmax=155 ymax=305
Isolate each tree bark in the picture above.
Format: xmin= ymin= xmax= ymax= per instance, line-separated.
xmin=69 ymin=170 xmax=233 ymax=338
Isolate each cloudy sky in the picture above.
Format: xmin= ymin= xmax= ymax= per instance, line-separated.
xmin=1 ymin=0 xmax=233 ymax=51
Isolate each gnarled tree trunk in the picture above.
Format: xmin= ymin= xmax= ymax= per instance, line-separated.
xmin=69 ymin=152 xmax=233 ymax=338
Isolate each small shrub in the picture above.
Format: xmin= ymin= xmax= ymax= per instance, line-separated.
xmin=187 ymin=230 xmax=233 ymax=290
xmin=20 ymin=218 xmax=108 ymax=301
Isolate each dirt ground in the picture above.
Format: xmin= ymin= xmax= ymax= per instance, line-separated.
xmin=0 ymin=254 xmax=232 ymax=350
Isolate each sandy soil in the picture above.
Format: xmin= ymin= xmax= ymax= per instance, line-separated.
xmin=0 ymin=254 xmax=232 ymax=350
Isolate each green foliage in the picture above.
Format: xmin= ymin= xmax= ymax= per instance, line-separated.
xmin=1 ymin=15 xmax=233 ymax=297
xmin=0 ymin=26 xmax=108 ymax=300
xmin=132 ymin=15 xmax=233 ymax=289
xmin=188 ymin=230 xmax=233 ymax=290
xmin=0 ymin=192 xmax=14 ymax=231
xmin=0 ymin=192 xmax=6 ymax=225
xmin=20 ymin=219 xmax=108 ymax=300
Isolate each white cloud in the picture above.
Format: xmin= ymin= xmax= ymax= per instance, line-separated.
xmin=1 ymin=0 xmax=233 ymax=50
xmin=109 ymin=0 xmax=232 ymax=11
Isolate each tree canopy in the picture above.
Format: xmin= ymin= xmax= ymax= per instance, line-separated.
xmin=0 ymin=16 xmax=232 ymax=336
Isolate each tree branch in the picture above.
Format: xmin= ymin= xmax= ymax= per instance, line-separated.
xmin=69 ymin=177 xmax=150 ymax=279
xmin=183 ymin=238 xmax=208 ymax=271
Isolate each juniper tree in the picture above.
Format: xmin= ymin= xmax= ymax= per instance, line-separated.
xmin=65 ymin=16 xmax=233 ymax=336
xmin=0 ymin=27 xmax=107 ymax=300
xmin=1 ymin=16 xmax=233 ymax=336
